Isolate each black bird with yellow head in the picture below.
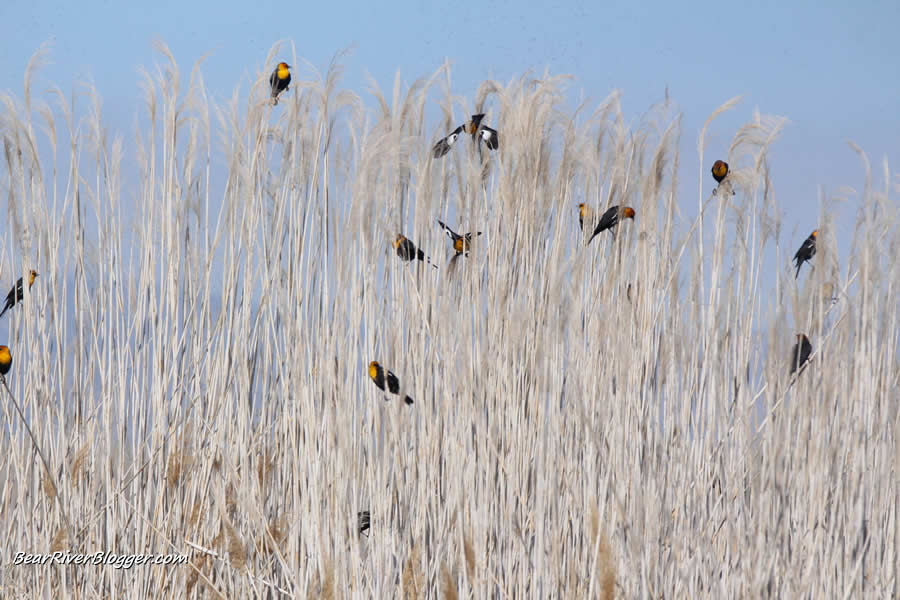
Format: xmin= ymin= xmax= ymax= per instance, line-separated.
xmin=793 ymin=230 xmax=818 ymax=279
xmin=711 ymin=160 xmax=729 ymax=183
xmin=0 ymin=345 xmax=11 ymax=377
xmin=587 ymin=206 xmax=635 ymax=245
xmin=368 ymin=361 xmax=413 ymax=405
xmin=437 ymin=220 xmax=482 ymax=256
xmin=0 ymin=270 xmax=38 ymax=319
xmin=394 ymin=234 xmax=437 ymax=268
xmin=269 ymin=62 xmax=291 ymax=104
xmin=433 ymin=114 xmax=499 ymax=157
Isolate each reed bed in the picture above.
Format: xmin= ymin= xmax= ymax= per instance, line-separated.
xmin=0 ymin=43 xmax=896 ymax=598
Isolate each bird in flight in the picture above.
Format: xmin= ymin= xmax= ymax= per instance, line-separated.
xmin=437 ymin=220 xmax=482 ymax=256
xmin=433 ymin=114 xmax=499 ymax=158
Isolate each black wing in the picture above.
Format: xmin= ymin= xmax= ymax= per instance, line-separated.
xmin=481 ymin=126 xmax=499 ymax=150
xmin=588 ymin=206 xmax=619 ymax=243
xmin=433 ymin=126 xmax=463 ymax=158
xmin=790 ymin=338 xmax=813 ymax=375
xmin=437 ymin=220 xmax=461 ymax=242
xmin=386 ymin=370 xmax=400 ymax=394
xmin=793 ymin=236 xmax=816 ymax=277
xmin=358 ymin=511 xmax=371 ymax=534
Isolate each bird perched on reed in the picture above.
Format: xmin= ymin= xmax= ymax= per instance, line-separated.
xmin=587 ymin=206 xmax=635 ymax=245
xmin=789 ymin=334 xmax=813 ymax=376
xmin=0 ymin=271 xmax=38 ymax=318
xmin=368 ymin=361 xmax=413 ymax=405
xmin=269 ymin=62 xmax=291 ymax=105
xmin=793 ymin=230 xmax=818 ymax=279
xmin=711 ymin=160 xmax=735 ymax=196
xmin=0 ymin=345 xmax=11 ymax=377
xmin=433 ymin=114 xmax=499 ymax=157
xmin=711 ymin=160 xmax=729 ymax=183
xmin=578 ymin=203 xmax=589 ymax=232
xmin=357 ymin=511 xmax=371 ymax=536
xmin=437 ymin=220 xmax=482 ymax=256
xmin=394 ymin=234 xmax=437 ymax=268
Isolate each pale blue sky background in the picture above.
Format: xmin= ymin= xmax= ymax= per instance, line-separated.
xmin=1 ymin=0 xmax=898 ymax=262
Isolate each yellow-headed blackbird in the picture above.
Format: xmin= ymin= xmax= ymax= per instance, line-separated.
xmin=578 ymin=203 xmax=589 ymax=232
xmin=711 ymin=160 xmax=729 ymax=183
xmin=587 ymin=206 xmax=635 ymax=245
xmin=269 ymin=62 xmax=291 ymax=105
xmin=433 ymin=114 xmax=499 ymax=158
xmin=358 ymin=511 xmax=371 ymax=535
xmin=368 ymin=361 xmax=413 ymax=405
xmin=394 ymin=234 xmax=437 ymax=268
xmin=0 ymin=345 xmax=10 ymax=376
xmin=0 ymin=270 xmax=38 ymax=318
xmin=789 ymin=334 xmax=812 ymax=375
xmin=433 ymin=125 xmax=463 ymax=158
xmin=466 ymin=114 xmax=499 ymax=150
xmin=437 ymin=220 xmax=482 ymax=256
xmin=793 ymin=230 xmax=817 ymax=279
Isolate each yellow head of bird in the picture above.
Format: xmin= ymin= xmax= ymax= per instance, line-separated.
xmin=28 ymin=270 xmax=38 ymax=286
xmin=394 ymin=234 xmax=407 ymax=249
xmin=0 ymin=345 xmax=11 ymax=376
xmin=623 ymin=207 xmax=636 ymax=219
xmin=712 ymin=160 xmax=729 ymax=181
xmin=811 ymin=230 xmax=818 ymax=238
xmin=277 ymin=62 xmax=291 ymax=80
xmin=454 ymin=238 xmax=466 ymax=254
xmin=368 ymin=361 xmax=380 ymax=380
xmin=578 ymin=203 xmax=587 ymax=218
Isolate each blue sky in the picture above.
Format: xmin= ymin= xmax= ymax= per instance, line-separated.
xmin=1 ymin=0 xmax=898 ymax=261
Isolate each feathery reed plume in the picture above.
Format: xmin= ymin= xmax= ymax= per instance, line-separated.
xmin=463 ymin=532 xmax=476 ymax=585
xmin=0 ymin=46 xmax=895 ymax=599
xmin=187 ymin=500 xmax=203 ymax=529
xmin=257 ymin=449 xmax=276 ymax=489
xmin=70 ymin=442 xmax=90 ymax=486
xmin=225 ymin=520 xmax=247 ymax=571
xmin=49 ymin=527 xmax=68 ymax=553
xmin=402 ymin=545 xmax=423 ymax=600
xmin=320 ymin=559 xmax=335 ymax=600
xmin=166 ymin=447 xmax=191 ymax=490
xmin=42 ymin=471 xmax=57 ymax=504
xmin=596 ymin=531 xmax=616 ymax=600
xmin=185 ymin=554 xmax=209 ymax=597
xmin=441 ymin=563 xmax=458 ymax=600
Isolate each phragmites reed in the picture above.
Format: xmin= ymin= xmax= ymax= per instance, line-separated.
xmin=441 ymin=563 xmax=458 ymax=600
xmin=0 ymin=41 xmax=895 ymax=598
xmin=402 ymin=545 xmax=424 ymax=600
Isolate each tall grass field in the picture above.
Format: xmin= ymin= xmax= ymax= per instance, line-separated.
xmin=0 ymin=44 xmax=897 ymax=598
